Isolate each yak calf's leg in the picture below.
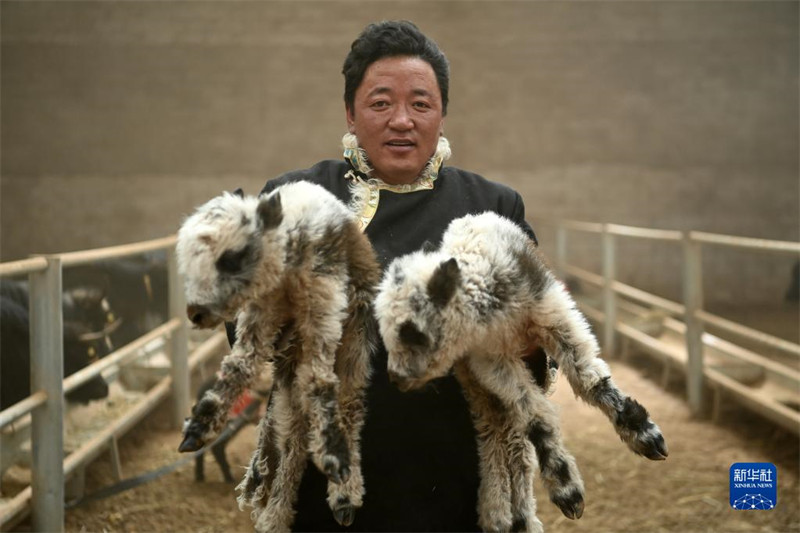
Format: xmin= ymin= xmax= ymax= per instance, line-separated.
xmin=191 ymin=376 xmax=233 ymax=482
xmin=325 ymin=332 xmax=371 ymax=527
xmin=304 ymin=375 xmax=350 ymax=484
xmin=195 ymin=436 xmax=234 ymax=483
xmin=252 ymin=385 xmax=309 ymax=533
xmin=455 ymin=362 xmax=514 ymax=532
xmin=506 ymin=433 xmax=542 ymax=533
xmin=458 ymin=359 xmax=547 ymax=533
xmin=238 ymin=396 xmax=280 ymax=513
xmin=295 ymin=278 xmax=353 ymax=485
xmin=238 ymin=448 xmax=264 ymax=512
xmin=194 ymin=452 xmax=205 ymax=482
xmin=586 ymin=376 xmax=668 ymax=460
xmin=295 ymin=340 xmax=351 ymax=485
xmin=535 ymin=280 xmax=668 ymax=461
xmin=525 ymin=399 xmax=584 ymax=521
xmin=239 ymin=321 xmax=296 ymax=502
xmin=467 ymin=356 xmax=585 ymax=523
xmin=326 ymin=454 xmax=364 ymax=527
xmin=211 ymin=438 xmax=235 ymax=483
xmin=180 ymin=340 xmax=267 ymax=453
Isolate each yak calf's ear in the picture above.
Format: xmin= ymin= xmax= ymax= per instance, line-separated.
xmin=420 ymin=240 xmax=437 ymax=253
xmin=257 ymin=192 xmax=283 ymax=230
xmin=427 ymin=258 xmax=460 ymax=307
xmin=231 ymin=187 xmax=244 ymax=198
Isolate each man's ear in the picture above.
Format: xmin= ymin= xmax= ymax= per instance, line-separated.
xmin=346 ymin=105 xmax=356 ymax=134
xmin=257 ymin=192 xmax=283 ymax=230
xmin=427 ymin=258 xmax=460 ymax=308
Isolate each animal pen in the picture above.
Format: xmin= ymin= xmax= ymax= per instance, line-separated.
xmin=0 ymin=222 xmax=798 ymax=532
xmin=535 ymin=219 xmax=800 ymax=432
xmin=0 ymin=237 xmax=228 ymax=532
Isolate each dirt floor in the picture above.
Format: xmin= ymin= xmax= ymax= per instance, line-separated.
xmin=16 ymin=357 xmax=799 ymax=533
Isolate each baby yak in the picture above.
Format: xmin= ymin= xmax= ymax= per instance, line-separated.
xmin=175 ymin=182 xmax=379 ymax=532
xmin=375 ymin=212 xmax=668 ymax=533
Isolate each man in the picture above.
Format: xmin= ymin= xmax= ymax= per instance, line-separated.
xmin=242 ymin=20 xmax=543 ymax=531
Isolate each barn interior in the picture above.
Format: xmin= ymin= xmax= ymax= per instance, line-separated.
xmin=0 ymin=2 xmax=798 ymax=532
xmin=2 ymin=2 xmax=797 ymax=309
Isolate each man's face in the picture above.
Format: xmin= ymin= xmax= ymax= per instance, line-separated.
xmin=346 ymin=56 xmax=445 ymax=185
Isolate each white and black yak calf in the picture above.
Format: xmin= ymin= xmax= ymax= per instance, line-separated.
xmin=175 ymin=182 xmax=380 ymax=532
xmin=374 ymin=212 xmax=668 ymax=533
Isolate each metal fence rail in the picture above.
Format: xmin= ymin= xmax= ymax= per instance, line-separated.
xmin=0 ymin=235 xmax=215 ymax=532
xmin=2 ymin=222 xmax=798 ymax=530
xmin=536 ymin=217 xmax=800 ymax=429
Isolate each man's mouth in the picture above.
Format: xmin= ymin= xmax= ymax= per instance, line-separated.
xmin=386 ymin=139 xmax=415 ymax=148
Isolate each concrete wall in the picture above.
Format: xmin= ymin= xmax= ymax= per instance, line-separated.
xmin=2 ymin=1 xmax=798 ymax=306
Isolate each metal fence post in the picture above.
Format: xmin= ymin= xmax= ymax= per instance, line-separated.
xmin=555 ymin=224 xmax=567 ymax=279
xmin=29 ymin=256 xmax=64 ymax=532
xmin=167 ymin=247 xmax=190 ymax=429
xmin=683 ymin=231 xmax=705 ymax=415
xmin=602 ymin=225 xmax=617 ymax=357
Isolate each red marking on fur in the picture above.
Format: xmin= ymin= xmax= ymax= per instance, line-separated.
xmin=229 ymin=390 xmax=255 ymax=417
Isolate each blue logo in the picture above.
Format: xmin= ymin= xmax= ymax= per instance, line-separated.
xmin=730 ymin=463 xmax=777 ymax=510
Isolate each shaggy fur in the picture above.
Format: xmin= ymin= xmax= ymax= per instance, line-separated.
xmin=375 ymin=212 xmax=668 ymax=533
xmin=175 ymin=182 xmax=379 ymax=532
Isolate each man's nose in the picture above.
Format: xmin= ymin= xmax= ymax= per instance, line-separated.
xmin=388 ymin=106 xmax=413 ymax=130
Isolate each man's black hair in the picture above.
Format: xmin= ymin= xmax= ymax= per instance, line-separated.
xmin=342 ymin=20 xmax=450 ymax=116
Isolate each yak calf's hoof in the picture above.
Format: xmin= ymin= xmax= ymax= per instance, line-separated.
xmin=178 ymin=434 xmax=204 ymax=453
xmin=638 ymin=430 xmax=669 ymax=461
xmin=333 ymin=504 xmax=356 ymax=527
xmin=552 ymin=488 xmax=585 ymax=520
xmin=627 ymin=419 xmax=669 ymax=460
xmin=179 ymin=415 xmax=212 ymax=453
xmin=616 ymin=398 xmax=669 ymax=460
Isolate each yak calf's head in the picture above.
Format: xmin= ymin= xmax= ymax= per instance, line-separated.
xmin=176 ymin=189 xmax=283 ymax=329
xmin=375 ymin=252 xmax=465 ymax=392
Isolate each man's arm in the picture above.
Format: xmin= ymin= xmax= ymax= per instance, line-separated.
xmin=508 ymin=190 xmax=538 ymax=246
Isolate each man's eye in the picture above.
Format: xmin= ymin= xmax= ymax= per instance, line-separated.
xmin=413 ymin=101 xmax=431 ymax=109
xmin=371 ymin=101 xmax=389 ymax=108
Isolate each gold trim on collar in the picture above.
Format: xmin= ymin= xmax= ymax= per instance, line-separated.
xmin=343 ymin=134 xmax=451 ymax=231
